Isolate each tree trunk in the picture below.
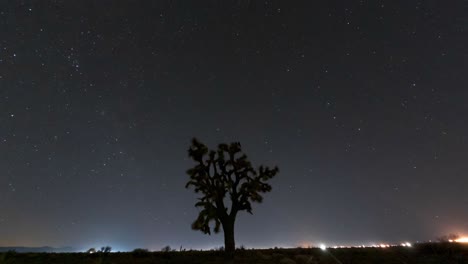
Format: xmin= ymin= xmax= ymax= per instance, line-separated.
xmin=223 ymin=218 xmax=235 ymax=258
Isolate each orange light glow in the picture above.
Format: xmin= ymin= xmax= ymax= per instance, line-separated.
xmin=298 ymin=241 xmax=313 ymax=248
xmin=455 ymin=237 xmax=468 ymax=243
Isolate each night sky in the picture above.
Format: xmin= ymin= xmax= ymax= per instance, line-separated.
xmin=1 ymin=0 xmax=467 ymax=251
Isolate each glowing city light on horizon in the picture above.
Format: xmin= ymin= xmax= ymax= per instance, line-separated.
xmin=295 ymin=236 xmax=468 ymax=250
xmin=455 ymin=237 xmax=468 ymax=243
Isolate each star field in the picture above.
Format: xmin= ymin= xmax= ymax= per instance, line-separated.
xmin=0 ymin=0 xmax=467 ymax=251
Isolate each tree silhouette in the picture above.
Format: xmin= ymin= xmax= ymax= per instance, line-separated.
xmin=99 ymin=246 xmax=112 ymax=253
xmin=185 ymin=138 xmax=279 ymax=257
xmin=437 ymin=233 xmax=460 ymax=242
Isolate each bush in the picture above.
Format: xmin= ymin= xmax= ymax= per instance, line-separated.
xmin=132 ymin=248 xmax=149 ymax=253
xmin=161 ymin=245 xmax=172 ymax=252
xmin=132 ymin=248 xmax=149 ymax=257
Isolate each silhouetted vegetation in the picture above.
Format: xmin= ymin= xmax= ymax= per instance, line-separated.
xmin=437 ymin=233 xmax=460 ymax=242
xmin=185 ymin=138 xmax=279 ymax=257
xmin=0 ymin=243 xmax=467 ymax=264
xmin=99 ymin=246 xmax=112 ymax=253
xmin=132 ymin=248 xmax=150 ymax=257
xmin=161 ymin=245 xmax=172 ymax=252
xmin=132 ymin=248 xmax=149 ymax=253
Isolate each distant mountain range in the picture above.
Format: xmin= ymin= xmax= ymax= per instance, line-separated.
xmin=0 ymin=246 xmax=76 ymax=253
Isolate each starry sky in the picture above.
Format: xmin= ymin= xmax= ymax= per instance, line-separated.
xmin=1 ymin=0 xmax=467 ymax=251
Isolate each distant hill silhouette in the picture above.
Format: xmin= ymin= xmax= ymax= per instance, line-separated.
xmin=0 ymin=246 xmax=76 ymax=253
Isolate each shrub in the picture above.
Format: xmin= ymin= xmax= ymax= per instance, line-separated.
xmin=132 ymin=248 xmax=149 ymax=256
xmin=161 ymin=245 xmax=172 ymax=252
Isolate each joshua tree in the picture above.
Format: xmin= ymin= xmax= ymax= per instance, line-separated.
xmin=99 ymin=246 xmax=112 ymax=253
xmin=185 ymin=138 xmax=278 ymax=257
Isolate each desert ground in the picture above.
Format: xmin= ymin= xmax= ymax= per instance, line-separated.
xmin=1 ymin=242 xmax=467 ymax=264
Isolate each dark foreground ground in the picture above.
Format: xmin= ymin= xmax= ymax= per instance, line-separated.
xmin=1 ymin=243 xmax=467 ymax=264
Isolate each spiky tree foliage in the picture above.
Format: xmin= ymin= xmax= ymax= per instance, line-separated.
xmin=185 ymin=138 xmax=279 ymax=257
